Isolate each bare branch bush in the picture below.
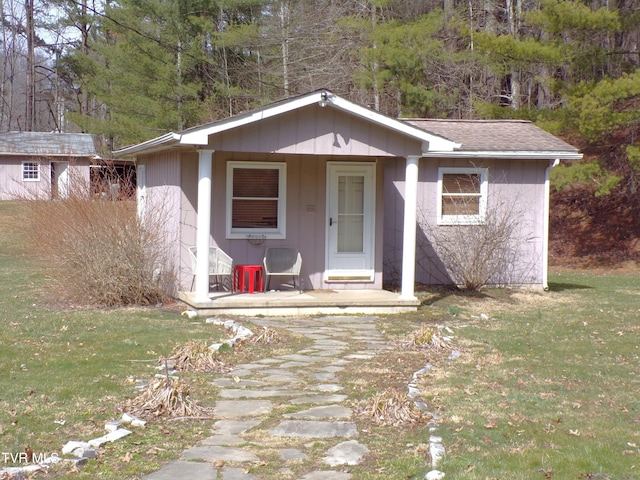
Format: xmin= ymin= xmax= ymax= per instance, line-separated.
xmin=419 ymin=199 xmax=535 ymax=291
xmin=19 ymin=172 xmax=175 ymax=307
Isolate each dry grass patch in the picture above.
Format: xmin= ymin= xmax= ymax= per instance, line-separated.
xmin=122 ymin=377 xmax=212 ymax=420
xmin=353 ymin=387 xmax=432 ymax=427
xmin=163 ymin=341 xmax=231 ymax=373
xmin=249 ymin=326 xmax=282 ymax=345
xmin=397 ymin=325 xmax=453 ymax=350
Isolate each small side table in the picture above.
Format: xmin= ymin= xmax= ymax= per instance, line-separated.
xmin=233 ymin=265 xmax=264 ymax=294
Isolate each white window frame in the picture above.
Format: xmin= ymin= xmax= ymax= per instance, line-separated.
xmin=226 ymin=161 xmax=286 ymax=239
xmin=437 ymin=167 xmax=488 ymax=225
xmin=22 ymin=161 xmax=40 ymax=182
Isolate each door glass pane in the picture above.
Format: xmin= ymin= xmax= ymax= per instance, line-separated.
xmin=337 ymin=175 xmax=364 ymax=253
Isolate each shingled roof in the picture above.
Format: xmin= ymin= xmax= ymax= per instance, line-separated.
xmin=0 ymin=132 xmax=100 ymax=158
xmin=404 ymin=119 xmax=579 ymax=155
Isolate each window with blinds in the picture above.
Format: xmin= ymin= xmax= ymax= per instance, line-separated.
xmin=437 ymin=167 xmax=488 ymax=225
xmin=226 ymin=162 xmax=286 ymax=239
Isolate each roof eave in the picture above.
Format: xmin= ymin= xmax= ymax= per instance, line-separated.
xmin=113 ymin=133 xmax=181 ymax=157
xmin=179 ymin=91 xmax=459 ymax=152
xmin=422 ymin=151 xmax=583 ymax=160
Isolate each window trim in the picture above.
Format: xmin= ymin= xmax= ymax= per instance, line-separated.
xmin=437 ymin=167 xmax=488 ymax=225
xmin=226 ymin=161 xmax=287 ymax=239
xmin=22 ymin=161 xmax=40 ymax=182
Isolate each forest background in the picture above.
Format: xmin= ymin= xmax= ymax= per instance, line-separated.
xmin=2 ymin=0 xmax=639 ymax=265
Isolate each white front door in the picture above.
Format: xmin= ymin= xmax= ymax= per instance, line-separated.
xmin=51 ymin=161 xmax=69 ymax=199
xmin=325 ymin=162 xmax=376 ymax=282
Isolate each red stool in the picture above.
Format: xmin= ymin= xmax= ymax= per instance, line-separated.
xmin=233 ymin=265 xmax=264 ymax=294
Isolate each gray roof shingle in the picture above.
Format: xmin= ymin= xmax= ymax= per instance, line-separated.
xmin=0 ymin=132 xmax=100 ymax=157
xmin=404 ymin=119 xmax=579 ymax=153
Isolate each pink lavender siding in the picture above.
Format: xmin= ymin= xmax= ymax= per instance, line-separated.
xmin=383 ymin=158 xmax=548 ymax=287
xmin=209 ymin=105 xmax=423 ymax=158
xmin=0 ymin=157 xmax=90 ymax=200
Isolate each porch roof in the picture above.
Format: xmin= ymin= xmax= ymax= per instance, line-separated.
xmin=114 ymin=92 xmax=582 ymax=161
xmin=113 ymin=90 xmax=460 ymax=157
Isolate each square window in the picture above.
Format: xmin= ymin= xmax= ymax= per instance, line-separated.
xmin=226 ymin=162 xmax=286 ymax=239
xmin=22 ymin=161 xmax=40 ymax=181
xmin=437 ymin=167 xmax=488 ymax=225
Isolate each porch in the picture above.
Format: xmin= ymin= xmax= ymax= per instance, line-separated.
xmin=177 ymin=289 xmax=420 ymax=316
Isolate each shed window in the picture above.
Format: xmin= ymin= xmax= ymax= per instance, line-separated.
xmin=22 ymin=161 xmax=40 ymax=181
xmin=226 ymin=162 xmax=286 ymax=239
xmin=437 ymin=167 xmax=488 ymax=225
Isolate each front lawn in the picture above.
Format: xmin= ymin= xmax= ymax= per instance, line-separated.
xmin=418 ymin=271 xmax=640 ymax=479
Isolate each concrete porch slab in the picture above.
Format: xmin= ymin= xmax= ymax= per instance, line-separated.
xmin=177 ymin=289 xmax=419 ymax=316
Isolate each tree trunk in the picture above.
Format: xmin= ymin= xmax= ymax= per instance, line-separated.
xmin=25 ymin=0 xmax=35 ymax=131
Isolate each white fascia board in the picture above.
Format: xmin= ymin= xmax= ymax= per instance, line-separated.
xmin=327 ymin=95 xmax=460 ymax=152
xmin=180 ymin=93 xmax=323 ymax=145
xmin=422 ymin=150 xmax=583 ymax=160
xmin=113 ymin=133 xmax=181 ymax=157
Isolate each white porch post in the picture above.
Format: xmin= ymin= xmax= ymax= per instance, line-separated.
xmin=195 ymin=149 xmax=214 ymax=302
xmin=400 ymin=155 xmax=420 ymax=300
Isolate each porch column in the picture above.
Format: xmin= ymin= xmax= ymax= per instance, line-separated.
xmin=195 ymin=149 xmax=214 ymax=303
xmin=400 ymin=155 xmax=420 ymax=300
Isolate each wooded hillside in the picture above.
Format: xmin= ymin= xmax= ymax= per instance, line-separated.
xmin=2 ymin=0 xmax=639 ymax=264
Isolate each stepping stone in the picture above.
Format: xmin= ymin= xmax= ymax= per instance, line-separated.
xmin=140 ymin=460 xmax=218 ymax=479
xmin=213 ymin=400 xmax=272 ymax=418
xmin=181 ymin=446 xmax=259 ymax=462
xmin=270 ymin=420 xmax=357 ymax=438
xmin=290 ymin=394 xmax=347 ymax=405
xmin=213 ymin=378 xmax=268 ymax=388
xmin=221 ymin=467 xmax=256 ymax=479
xmin=261 ymin=374 xmax=305 ymax=383
xmin=214 ymin=419 xmax=260 ymax=435
xmin=279 ymin=354 xmax=327 ymax=363
xmin=299 ymin=471 xmax=352 ymax=479
xmin=286 ymin=405 xmax=352 ymax=420
xmin=323 ymin=440 xmax=370 ymax=466
xmin=220 ymin=389 xmax=309 ymax=399
xmin=309 ymin=384 xmax=343 ymax=392
xmin=309 ymin=373 xmax=337 ymax=382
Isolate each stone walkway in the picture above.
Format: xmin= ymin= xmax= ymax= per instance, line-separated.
xmin=141 ymin=315 xmax=389 ymax=480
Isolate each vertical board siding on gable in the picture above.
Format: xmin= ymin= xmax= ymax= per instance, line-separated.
xmin=383 ymin=157 xmax=547 ymax=287
xmin=210 ymin=105 xmax=423 ymax=158
xmin=140 ymin=151 xmax=182 ymax=290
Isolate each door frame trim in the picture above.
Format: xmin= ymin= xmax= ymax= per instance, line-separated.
xmin=324 ymin=161 xmax=376 ymax=283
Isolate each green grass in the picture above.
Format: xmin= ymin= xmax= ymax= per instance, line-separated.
xmin=0 ymin=202 xmax=306 ymax=478
xmin=1 ymin=200 xmax=639 ymax=479
xmin=423 ymin=272 xmax=640 ymax=479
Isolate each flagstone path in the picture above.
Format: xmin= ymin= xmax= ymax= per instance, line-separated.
xmin=141 ymin=315 xmax=389 ymax=480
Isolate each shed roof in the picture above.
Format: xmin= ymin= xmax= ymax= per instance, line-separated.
xmin=0 ymin=132 xmax=100 ymax=158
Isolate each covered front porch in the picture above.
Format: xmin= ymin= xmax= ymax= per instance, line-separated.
xmin=177 ymin=288 xmax=420 ymax=316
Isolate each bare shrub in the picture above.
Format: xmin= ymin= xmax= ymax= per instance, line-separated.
xmin=20 ymin=192 xmax=175 ymax=307
xmin=419 ymin=199 xmax=535 ymax=291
